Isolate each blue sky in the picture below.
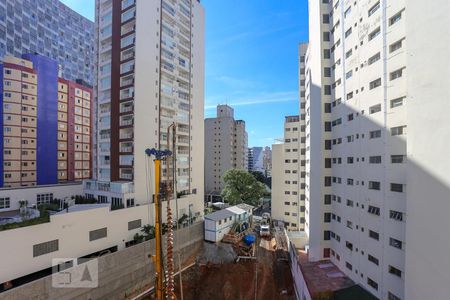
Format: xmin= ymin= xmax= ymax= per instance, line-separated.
xmin=61 ymin=0 xmax=309 ymax=147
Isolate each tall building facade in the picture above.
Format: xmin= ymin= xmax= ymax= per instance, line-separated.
xmin=90 ymin=0 xmax=205 ymax=217
xmin=272 ymin=43 xmax=307 ymax=232
xmin=249 ymin=146 xmax=264 ymax=173
xmin=271 ymin=115 xmax=306 ymax=232
xmin=301 ymin=0 xmax=417 ymax=299
xmin=0 ymin=54 xmax=92 ymax=187
xmin=262 ymin=146 xmax=272 ymax=177
xmin=204 ymin=104 xmax=248 ymax=194
xmin=0 ymin=0 xmax=94 ymax=84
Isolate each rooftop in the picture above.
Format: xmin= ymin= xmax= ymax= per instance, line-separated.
xmin=296 ymin=249 xmax=354 ymax=295
xmin=204 ymin=209 xmax=235 ymax=222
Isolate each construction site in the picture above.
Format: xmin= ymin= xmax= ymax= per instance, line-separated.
xmin=130 ymin=220 xmax=295 ymax=300
xmin=129 ymin=140 xmax=295 ymax=300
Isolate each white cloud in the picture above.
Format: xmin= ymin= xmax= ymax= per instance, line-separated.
xmin=205 ymin=91 xmax=298 ymax=110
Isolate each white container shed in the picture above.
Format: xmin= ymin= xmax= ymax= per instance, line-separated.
xmin=204 ymin=209 xmax=236 ymax=242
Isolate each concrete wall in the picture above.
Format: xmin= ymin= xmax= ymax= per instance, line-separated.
xmin=1 ymin=222 xmax=203 ymax=300
xmin=0 ymin=203 xmax=201 ymax=284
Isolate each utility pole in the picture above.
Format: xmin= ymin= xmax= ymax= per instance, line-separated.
xmin=145 ymin=148 xmax=172 ymax=300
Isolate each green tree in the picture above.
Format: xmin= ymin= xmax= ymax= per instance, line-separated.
xmin=221 ymin=169 xmax=265 ymax=206
xmin=250 ymin=171 xmax=266 ymax=184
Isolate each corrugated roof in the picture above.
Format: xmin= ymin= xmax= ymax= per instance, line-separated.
xmin=226 ymin=206 xmax=246 ymax=215
xmin=204 ymin=209 xmax=235 ymax=221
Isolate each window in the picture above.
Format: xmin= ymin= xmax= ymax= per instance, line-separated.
xmin=347 ymin=178 xmax=354 ymax=185
xmin=346 ymin=241 xmax=353 ymax=251
xmin=369 ymin=78 xmax=381 ymax=89
xmin=324 ymin=231 xmax=331 ymax=240
xmin=388 ymin=292 xmax=401 ymax=300
xmin=348 ymin=113 xmax=354 ymax=121
xmin=369 ymin=181 xmax=381 ymax=190
xmin=325 ymin=177 xmax=332 ymax=187
xmin=347 ymin=92 xmax=353 ymax=99
xmin=90 ymin=228 xmax=108 ymax=241
xmin=389 ymin=237 xmax=402 ymax=249
xmin=344 ymin=6 xmax=352 ymax=18
xmin=346 ymin=199 xmax=354 ymax=207
xmin=367 ymin=278 xmax=378 ymax=290
xmin=347 ymin=157 xmax=354 ymax=164
xmin=368 ymin=205 xmax=380 ymax=216
xmin=324 ymin=85 xmax=331 ymax=95
xmin=128 ymin=219 xmax=141 ymax=230
xmin=324 ymin=67 xmax=331 ymax=77
xmin=33 ymin=240 xmax=59 ymax=257
xmin=370 ymin=130 xmax=381 ymax=139
xmin=345 ymin=262 xmax=353 ymax=270
xmin=391 ymin=155 xmax=406 ymax=163
xmin=323 ymin=14 xmax=330 ymax=24
xmin=390 ymin=10 xmax=403 ymax=26
xmin=390 ymin=210 xmax=404 ymax=221
xmin=346 ymin=70 xmax=353 ymax=79
xmin=390 ymin=39 xmax=404 ymax=53
xmin=389 ymin=265 xmax=402 ymax=277
xmin=0 ymin=197 xmax=10 ymax=209
xmin=369 ymin=156 xmax=382 ymax=164
xmin=345 ymin=49 xmax=353 ymax=58
xmin=391 ymin=126 xmax=406 ymax=136
xmin=324 ymin=49 xmax=331 ymax=59
xmin=368 ymin=2 xmax=380 ymax=16
xmin=390 ymin=68 xmax=404 ymax=80
xmin=368 ymin=27 xmax=381 ymax=41
xmin=390 ymin=97 xmax=404 ymax=108
xmin=368 ymin=52 xmax=381 ymax=65
xmin=345 ymin=27 xmax=352 ymax=38
xmin=121 ymin=7 xmax=136 ymax=23
xmin=324 ymin=213 xmax=331 ymax=223
xmin=390 ymin=183 xmax=404 ymax=193
xmin=323 ymin=32 xmax=330 ymax=42
xmin=369 ymin=230 xmax=379 ymax=240
xmin=369 ymin=104 xmax=381 ymax=114
xmin=324 ymin=195 xmax=332 ymax=205
xmin=37 ymin=193 xmax=53 ymax=205
xmin=368 ymin=254 xmax=379 ymax=265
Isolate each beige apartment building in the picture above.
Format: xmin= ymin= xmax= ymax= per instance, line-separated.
xmin=1 ymin=55 xmax=93 ymax=188
xmin=2 ymin=57 xmax=38 ymax=187
xmin=89 ymin=0 xmax=205 ymax=219
xmin=204 ymin=104 xmax=248 ymax=194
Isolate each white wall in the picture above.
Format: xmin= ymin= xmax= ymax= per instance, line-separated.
xmin=0 ymin=205 xmax=152 ymax=283
xmin=405 ymin=0 xmax=450 ymax=299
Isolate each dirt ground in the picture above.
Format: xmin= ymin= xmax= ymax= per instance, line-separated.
xmin=173 ymin=239 xmax=295 ymax=300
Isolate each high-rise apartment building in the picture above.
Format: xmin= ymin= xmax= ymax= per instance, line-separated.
xmin=262 ymin=146 xmax=272 ymax=177
xmin=249 ymin=146 xmax=264 ymax=173
xmin=0 ymin=54 xmax=92 ymax=187
xmin=272 ymin=115 xmax=306 ymax=232
xmin=89 ymin=0 xmax=205 ymax=217
xmin=247 ymin=147 xmax=254 ymax=171
xmin=0 ymin=0 xmax=94 ymax=84
xmin=272 ymin=43 xmax=307 ymax=232
xmin=299 ymin=0 xmax=420 ymax=299
xmin=204 ymin=104 xmax=247 ymax=194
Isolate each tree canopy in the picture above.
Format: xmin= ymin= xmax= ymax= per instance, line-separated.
xmin=221 ymin=169 xmax=265 ymax=206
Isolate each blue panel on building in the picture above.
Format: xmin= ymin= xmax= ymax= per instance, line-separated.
xmin=0 ymin=64 xmax=4 ymax=187
xmin=22 ymin=54 xmax=59 ymax=185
